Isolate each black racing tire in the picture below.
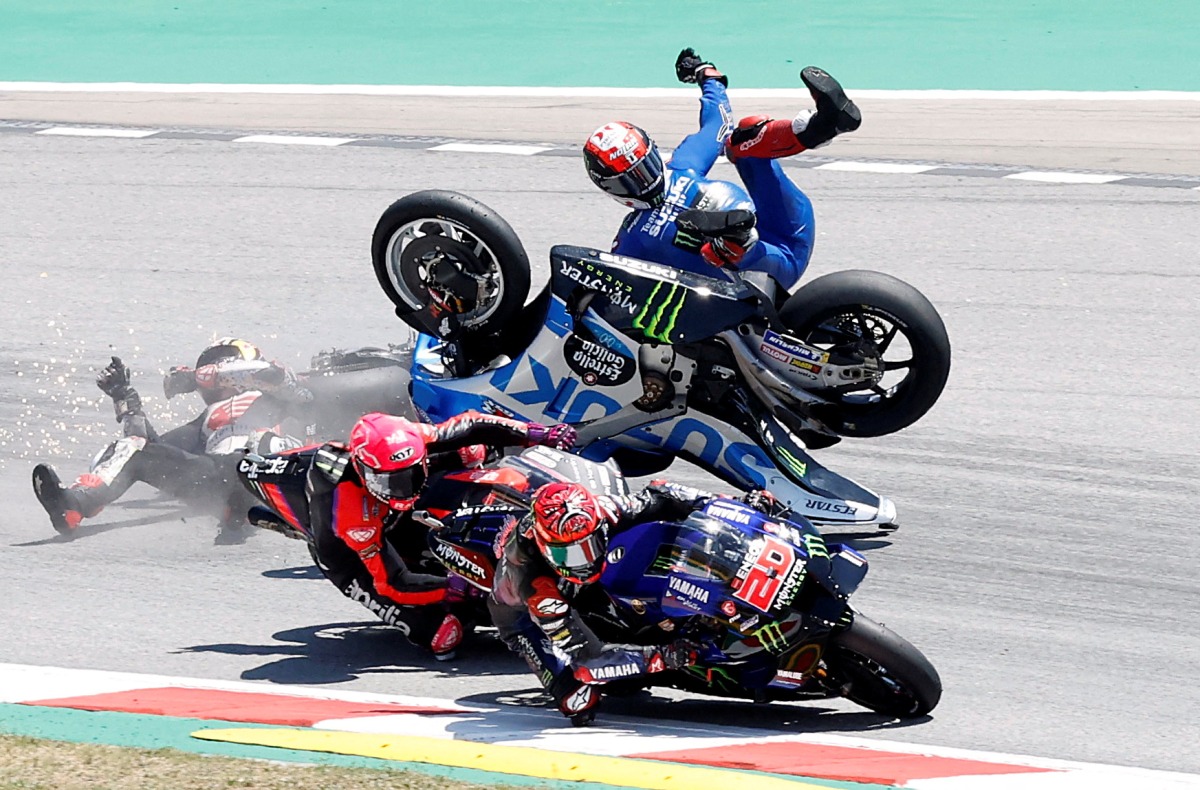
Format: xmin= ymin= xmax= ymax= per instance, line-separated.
xmin=779 ymin=269 xmax=951 ymax=437
xmin=826 ymin=614 xmax=941 ymax=718
xmin=371 ymin=190 xmax=531 ymax=339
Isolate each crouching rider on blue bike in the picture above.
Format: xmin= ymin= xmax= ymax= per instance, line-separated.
xmin=489 ymin=479 xmax=784 ymax=724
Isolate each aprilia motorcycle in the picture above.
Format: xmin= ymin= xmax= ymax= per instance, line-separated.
xmin=424 ymin=446 xmax=941 ymax=720
xmin=234 ymin=437 xmax=510 ymax=627
xmin=370 ymin=190 xmax=952 ymax=530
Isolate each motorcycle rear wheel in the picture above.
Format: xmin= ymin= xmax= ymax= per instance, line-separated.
xmin=371 ymin=190 xmax=531 ymax=339
xmin=825 ymin=614 xmax=941 ymax=718
xmin=779 ymin=269 xmax=950 ymax=437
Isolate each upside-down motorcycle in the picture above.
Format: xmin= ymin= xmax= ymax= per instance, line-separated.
xmin=369 ymin=190 xmax=951 ymax=531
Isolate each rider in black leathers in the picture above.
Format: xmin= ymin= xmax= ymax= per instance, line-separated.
xmin=32 ymin=338 xmax=308 ymax=543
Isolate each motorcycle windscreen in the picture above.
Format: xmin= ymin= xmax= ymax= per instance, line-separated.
xmin=501 ymin=446 xmax=630 ymax=500
xmin=669 ymin=513 xmax=809 ymax=619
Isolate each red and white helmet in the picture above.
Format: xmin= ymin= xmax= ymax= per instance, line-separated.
xmin=583 ymin=122 xmax=665 ymax=211
xmin=348 ymin=412 xmax=429 ymax=511
xmin=194 ymin=337 xmax=262 ymax=404
xmin=530 ymin=482 xmax=612 ymax=584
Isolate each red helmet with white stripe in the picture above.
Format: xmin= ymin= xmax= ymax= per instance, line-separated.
xmin=530 ymin=482 xmax=612 ymax=584
xmin=348 ymin=413 xmax=429 ymax=511
xmin=584 ymin=122 xmax=665 ymax=211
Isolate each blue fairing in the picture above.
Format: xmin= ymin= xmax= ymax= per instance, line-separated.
xmin=410 ymin=295 xmax=575 ymax=424
xmin=598 ymin=500 xmax=843 ymax=626
xmin=600 ymin=520 xmax=678 ymax=608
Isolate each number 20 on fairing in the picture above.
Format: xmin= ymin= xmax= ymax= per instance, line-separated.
xmin=732 ymin=536 xmax=796 ymax=612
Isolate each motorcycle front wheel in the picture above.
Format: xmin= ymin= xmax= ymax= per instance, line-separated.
xmin=779 ymin=269 xmax=951 ymax=437
xmin=824 ymin=614 xmax=942 ymax=718
xmin=371 ymin=190 xmax=531 ymax=340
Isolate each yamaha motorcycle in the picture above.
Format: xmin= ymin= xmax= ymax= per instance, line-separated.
xmin=370 ymin=190 xmax=952 ymax=530
xmin=423 ymin=446 xmax=941 ymax=720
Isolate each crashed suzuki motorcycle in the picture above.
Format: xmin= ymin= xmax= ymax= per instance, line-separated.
xmin=423 ymin=446 xmax=941 ymax=720
xmin=370 ymin=190 xmax=951 ymax=530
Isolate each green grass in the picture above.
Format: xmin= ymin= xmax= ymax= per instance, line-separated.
xmin=0 ymin=734 xmax=515 ymax=790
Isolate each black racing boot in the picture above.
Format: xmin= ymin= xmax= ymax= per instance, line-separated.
xmin=797 ymin=66 xmax=862 ymax=149
xmin=32 ymin=464 xmax=109 ymax=534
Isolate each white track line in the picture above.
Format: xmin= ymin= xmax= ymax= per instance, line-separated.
xmin=231 ymin=134 xmax=357 ymax=146
xmin=428 ymin=142 xmax=552 ymax=155
xmin=1004 ymin=171 xmax=1127 ymax=184
xmin=35 ymin=126 xmax=159 ymax=138
xmin=0 ymin=662 xmax=472 ymax=710
xmin=3 ymin=82 xmax=1200 ymax=100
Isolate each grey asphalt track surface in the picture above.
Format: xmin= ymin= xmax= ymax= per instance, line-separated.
xmin=5 ymin=91 xmax=1200 ymax=175
xmin=1 ymin=104 xmax=1198 ymax=774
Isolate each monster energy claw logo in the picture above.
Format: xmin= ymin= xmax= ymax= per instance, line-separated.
xmin=778 ymin=448 xmax=808 ymax=478
xmin=633 ymin=282 xmax=687 ymax=342
xmin=803 ymin=533 xmax=829 ymax=560
xmin=754 ymin=622 xmax=789 ymax=654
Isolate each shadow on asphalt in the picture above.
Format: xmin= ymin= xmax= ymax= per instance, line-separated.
xmin=178 ymin=621 xmax=526 ymax=686
xmin=818 ymin=529 xmax=895 ymax=552
xmin=453 ymin=687 xmax=932 ymax=735
xmin=181 ymin=621 xmax=931 ymax=736
xmin=261 ymin=564 xmax=325 ymax=580
xmin=11 ymin=504 xmax=196 ymax=546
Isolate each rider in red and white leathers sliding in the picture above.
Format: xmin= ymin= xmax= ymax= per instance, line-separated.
xmin=32 ymin=338 xmax=308 ymax=542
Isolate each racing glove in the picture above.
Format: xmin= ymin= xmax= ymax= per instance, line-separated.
xmin=97 ymin=356 xmax=145 ymax=423
xmin=526 ymin=423 xmax=578 ymax=450
xmin=96 ymin=356 xmax=133 ymax=399
xmin=163 ymin=366 xmax=197 ymax=399
xmin=676 ymin=209 xmax=758 ymax=269
xmin=456 ymin=444 xmax=488 ymax=468
xmin=675 ymin=47 xmax=728 ymax=87
xmin=700 ymin=231 xmax=758 ymax=269
xmin=743 ymin=489 xmax=790 ymax=518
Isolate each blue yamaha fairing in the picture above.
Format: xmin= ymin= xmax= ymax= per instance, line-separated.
xmin=598 ymin=498 xmax=870 ymax=693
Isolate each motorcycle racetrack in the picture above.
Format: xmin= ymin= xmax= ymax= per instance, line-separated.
xmin=1 ymin=91 xmax=1198 ymax=785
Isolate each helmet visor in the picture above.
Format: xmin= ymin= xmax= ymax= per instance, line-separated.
xmin=361 ymin=464 xmax=426 ymax=509
xmin=596 ymin=151 xmax=664 ymax=204
xmin=542 ymin=531 xmax=606 ymax=583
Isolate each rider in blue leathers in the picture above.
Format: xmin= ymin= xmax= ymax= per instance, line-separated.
xmin=583 ymin=48 xmax=861 ymax=293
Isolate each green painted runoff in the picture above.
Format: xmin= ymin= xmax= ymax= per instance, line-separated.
xmin=0 ymin=0 xmax=1197 ymax=89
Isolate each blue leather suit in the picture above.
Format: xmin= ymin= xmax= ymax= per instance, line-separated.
xmin=611 ymin=80 xmax=816 ymax=291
